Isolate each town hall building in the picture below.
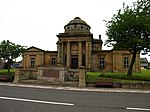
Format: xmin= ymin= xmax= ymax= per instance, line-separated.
xmin=22 ymin=17 xmax=140 ymax=72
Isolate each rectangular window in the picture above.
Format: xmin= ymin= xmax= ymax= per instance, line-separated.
xmin=82 ymin=55 xmax=85 ymax=66
xmin=124 ymin=57 xmax=129 ymax=67
xmin=99 ymin=58 xmax=105 ymax=68
xmin=31 ymin=58 xmax=35 ymax=66
xmin=64 ymin=55 xmax=67 ymax=66
xmin=51 ymin=58 xmax=56 ymax=66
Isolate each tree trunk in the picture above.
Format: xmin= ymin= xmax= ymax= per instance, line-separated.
xmin=7 ymin=59 xmax=11 ymax=73
xmin=7 ymin=59 xmax=12 ymax=75
xmin=127 ymin=50 xmax=137 ymax=76
xmin=7 ymin=59 xmax=12 ymax=81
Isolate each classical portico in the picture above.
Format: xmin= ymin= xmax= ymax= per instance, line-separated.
xmin=57 ymin=40 xmax=92 ymax=69
xmin=56 ymin=17 xmax=92 ymax=69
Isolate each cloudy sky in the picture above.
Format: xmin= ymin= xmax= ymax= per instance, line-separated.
xmin=0 ymin=0 xmax=149 ymax=61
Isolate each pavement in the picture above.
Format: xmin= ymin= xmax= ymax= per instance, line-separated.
xmin=0 ymin=82 xmax=150 ymax=94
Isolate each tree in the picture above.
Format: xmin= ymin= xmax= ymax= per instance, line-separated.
xmin=0 ymin=40 xmax=26 ymax=72
xmin=105 ymin=0 xmax=150 ymax=76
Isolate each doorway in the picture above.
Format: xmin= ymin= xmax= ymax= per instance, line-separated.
xmin=71 ymin=57 xmax=78 ymax=69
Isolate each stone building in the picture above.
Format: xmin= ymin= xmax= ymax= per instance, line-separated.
xmin=23 ymin=17 xmax=140 ymax=72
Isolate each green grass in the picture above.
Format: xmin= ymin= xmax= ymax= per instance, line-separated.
xmin=0 ymin=69 xmax=15 ymax=73
xmin=86 ymin=72 xmax=100 ymax=81
xmin=0 ymin=69 xmax=15 ymax=75
xmin=113 ymin=79 xmax=147 ymax=82
xmin=86 ymin=70 xmax=150 ymax=82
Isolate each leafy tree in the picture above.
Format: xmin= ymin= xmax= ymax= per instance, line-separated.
xmin=0 ymin=40 xmax=26 ymax=72
xmin=105 ymin=0 xmax=150 ymax=76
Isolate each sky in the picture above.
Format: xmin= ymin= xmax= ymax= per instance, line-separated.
xmin=0 ymin=0 xmax=149 ymax=61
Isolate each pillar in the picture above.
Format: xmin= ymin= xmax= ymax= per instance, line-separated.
xmin=27 ymin=55 xmax=30 ymax=67
xmin=61 ymin=42 xmax=64 ymax=64
xmin=23 ymin=55 xmax=26 ymax=69
xmin=88 ymin=42 xmax=92 ymax=68
xmin=57 ymin=42 xmax=61 ymax=65
xmin=78 ymin=66 xmax=86 ymax=88
xmin=86 ymin=42 xmax=89 ymax=67
xmin=78 ymin=42 xmax=82 ymax=67
xmin=67 ymin=42 xmax=70 ymax=68
xmin=41 ymin=54 xmax=44 ymax=65
xmin=13 ymin=67 xmax=22 ymax=83
xmin=37 ymin=67 xmax=43 ymax=80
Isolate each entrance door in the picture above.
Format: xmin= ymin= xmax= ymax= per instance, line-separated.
xmin=71 ymin=58 xmax=78 ymax=69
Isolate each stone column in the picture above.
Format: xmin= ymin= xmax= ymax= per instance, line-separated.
xmin=85 ymin=42 xmax=89 ymax=67
xmin=13 ymin=67 xmax=22 ymax=83
xmin=79 ymin=66 xmax=86 ymax=88
xmin=67 ymin=42 xmax=71 ymax=68
xmin=41 ymin=54 xmax=44 ymax=65
xmin=23 ymin=55 xmax=26 ymax=69
xmin=27 ymin=55 xmax=30 ymax=67
xmin=61 ymin=42 xmax=64 ymax=65
xmin=57 ymin=42 xmax=61 ymax=66
xmin=88 ymin=42 xmax=92 ymax=68
xmin=37 ymin=67 xmax=43 ymax=80
xmin=78 ymin=42 xmax=82 ymax=67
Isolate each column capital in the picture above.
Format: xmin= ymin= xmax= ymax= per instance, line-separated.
xmin=59 ymin=41 xmax=63 ymax=44
xmin=66 ymin=41 xmax=71 ymax=44
xmin=78 ymin=41 xmax=82 ymax=43
xmin=56 ymin=41 xmax=59 ymax=44
xmin=57 ymin=40 xmax=64 ymax=44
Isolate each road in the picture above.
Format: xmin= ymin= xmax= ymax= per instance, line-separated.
xmin=0 ymin=85 xmax=150 ymax=112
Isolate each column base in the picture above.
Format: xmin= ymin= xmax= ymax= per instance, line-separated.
xmin=57 ymin=63 xmax=63 ymax=67
xmin=78 ymin=84 xmax=86 ymax=88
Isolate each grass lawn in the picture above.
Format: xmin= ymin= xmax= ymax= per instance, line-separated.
xmin=86 ymin=70 xmax=150 ymax=82
xmin=0 ymin=69 xmax=15 ymax=75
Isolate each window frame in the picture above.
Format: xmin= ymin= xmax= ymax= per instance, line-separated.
xmin=124 ymin=57 xmax=129 ymax=68
xmin=99 ymin=57 xmax=105 ymax=68
xmin=51 ymin=58 xmax=56 ymax=66
xmin=30 ymin=58 xmax=35 ymax=67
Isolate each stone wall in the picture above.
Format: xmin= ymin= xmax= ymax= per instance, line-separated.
xmin=13 ymin=68 xmax=38 ymax=83
xmin=21 ymin=69 xmax=38 ymax=80
xmin=38 ymin=66 xmax=68 ymax=82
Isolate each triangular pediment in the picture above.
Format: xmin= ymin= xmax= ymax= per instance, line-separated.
xmin=26 ymin=46 xmax=45 ymax=52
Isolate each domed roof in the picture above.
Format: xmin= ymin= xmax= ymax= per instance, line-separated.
xmin=64 ymin=17 xmax=91 ymax=34
xmin=67 ymin=17 xmax=88 ymax=26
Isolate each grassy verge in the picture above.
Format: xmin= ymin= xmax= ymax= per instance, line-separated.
xmin=86 ymin=70 xmax=150 ymax=82
xmin=0 ymin=69 xmax=15 ymax=75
